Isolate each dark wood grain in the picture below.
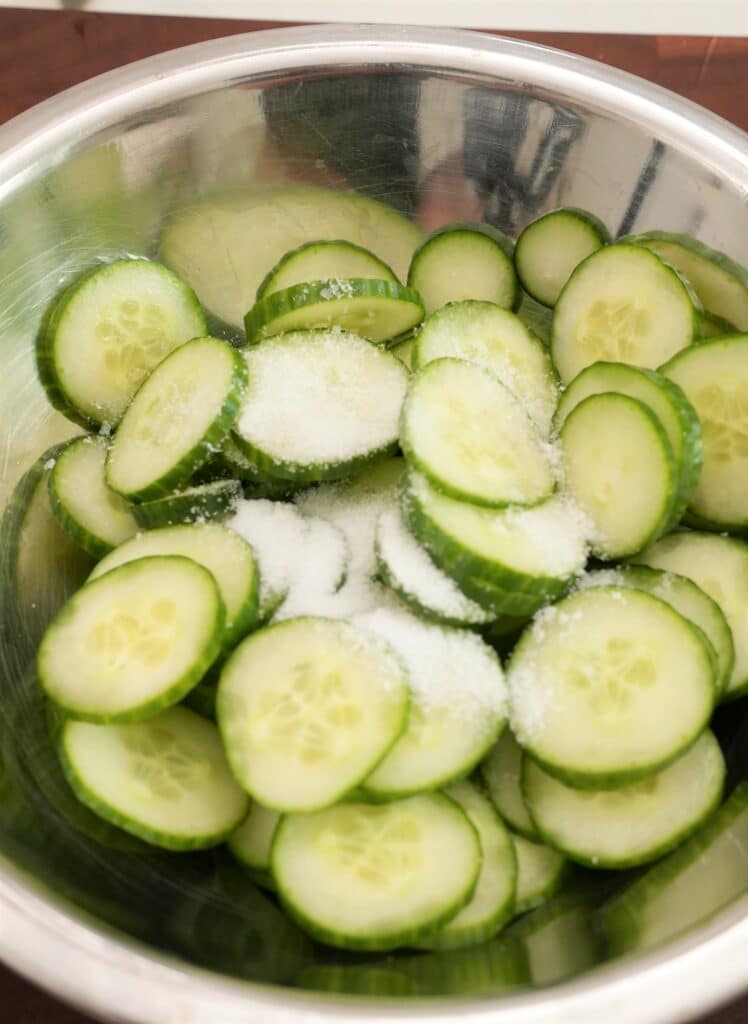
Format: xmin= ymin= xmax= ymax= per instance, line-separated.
xmin=0 ymin=8 xmax=746 ymax=1023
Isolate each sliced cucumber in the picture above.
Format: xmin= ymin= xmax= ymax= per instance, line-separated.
xmin=244 ymin=278 xmax=423 ymax=345
xmin=402 ymin=358 xmax=555 ymax=508
xmin=481 ymin=729 xmax=539 ymax=841
xmin=407 ymin=223 xmax=518 ymax=316
xmin=234 ymin=330 xmax=407 ymax=482
xmin=555 ymin=360 xmax=702 ymax=530
xmin=508 ymin=586 xmax=715 ymax=788
xmin=512 ymin=831 xmax=566 ymax=915
xmin=418 ymin=782 xmax=516 ymax=949
xmin=599 ymin=782 xmax=748 ymax=956
xmin=626 ymin=231 xmax=748 ymax=331
xmin=257 ymin=239 xmax=398 ymax=299
xmin=106 ymin=336 xmax=247 ymax=501
xmin=559 ymin=393 xmax=676 ymax=559
xmin=661 ymin=335 xmax=748 ymax=531
xmin=39 ymin=555 xmax=224 ymax=722
xmin=182 ymin=676 xmax=217 ymax=721
xmin=515 ymin=208 xmax=610 ymax=307
xmin=517 ymin=290 xmax=553 ymax=344
xmin=375 ymin=506 xmax=494 ymax=627
xmin=160 ymin=187 xmax=423 ymax=331
xmin=48 ymin=435 xmax=137 ymax=558
xmin=217 ymin=618 xmax=409 ymax=812
xmin=271 ymin=793 xmax=480 ymax=951
xmin=401 ymin=472 xmax=588 ymax=615
xmin=633 ymin=531 xmax=748 ymax=698
xmin=89 ymin=522 xmax=259 ymax=650
xmin=60 ymin=706 xmax=248 ymax=850
xmin=354 ymin=608 xmax=507 ymax=799
xmin=36 ymin=259 xmax=206 ymax=428
xmin=228 ymin=803 xmax=281 ymax=890
xmin=132 ymin=479 xmax=242 ymax=530
xmin=580 ymin=565 xmax=734 ymax=698
xmin=551 ymin=244 xmax=700 ymax=384
xmin=523 ymin=730 xmax=724 ymax=869
xmin=412 ymin=301 xmax=558 ymax=434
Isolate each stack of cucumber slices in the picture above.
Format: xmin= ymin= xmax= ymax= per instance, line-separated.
xmin=13 ymin=191 xmax=748 ymax=959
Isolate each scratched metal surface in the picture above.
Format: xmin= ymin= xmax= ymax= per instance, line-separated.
xmin=0 ymin=22 xmax=747 ymax=1024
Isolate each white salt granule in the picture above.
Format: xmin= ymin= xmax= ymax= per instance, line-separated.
xmin=273 ymin=516 xmax=349 ymax=620
xmin=375 ymin=506 xmax=492 ymax=625
xmin=354 ymin=606 xmax=507 ymax=722
xmin=236 ymin=331 xmax=407 ymax=468
xmin=227 ymin=498 xmax=309 ymax=608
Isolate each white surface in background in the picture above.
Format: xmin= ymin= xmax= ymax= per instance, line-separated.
xmin=3 ymin=0 xmax=748 ymax=36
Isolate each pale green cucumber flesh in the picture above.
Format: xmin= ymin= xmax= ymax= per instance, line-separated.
xmin=271 ymin=794 xmax=481 ymax=950
xmin=60 ymin=706 xmax=248 ymax=849
xmin=508 ymin=586 xmax=715 ymax=787
xmin=36 ymin=259 xmax=206 ymax=428
xmin=39 ymin=555 xmax=225 ymax=722
xmin=523 ymin=731 xmax=725 ymax=869
xmin=407 ymin=223 xmax=518 ymax=316
xmin=559 ymin=392 xmax=677 ymax=559
xmin=106 ymin=336 xmax=247 ymax=501
xmin=48 ymin=435 xmax=138 ymax=558
xmin=88 ymin=522 xmax=259 ymax=650
xmin=515 ymin=208 xmax=610 ymax=307
xmin=217 ymin=617 xmax=410 ymax=812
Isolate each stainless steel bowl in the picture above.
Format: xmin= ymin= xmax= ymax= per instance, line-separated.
xmin=0 ymin=24 xmax=747 ymax=1024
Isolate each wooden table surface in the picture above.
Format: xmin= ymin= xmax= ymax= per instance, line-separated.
xmin=0 ymin=8 xmax=746 ymax=1023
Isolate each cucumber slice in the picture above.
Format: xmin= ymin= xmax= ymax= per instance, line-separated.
xmin=271 ymin=793 xmax=480 ymax=951
xmin=551 ymin=244 xmax=701 ymax=384
xmin=89 ymin=522 xmax=258 ymax=651
xmin=132 ymin=479 xmax=242 ymax=530
xmin=524 ymin=730 xmax=724 ymax=869
xmin=60 ymin=706 xmax=248 ymax=850
xmin=160 ymin=187 xmax=423 ymax=332
xmin=106 ymin=336 xmax=247 ymax=501
xmin=508 ymin=586 xmax=715 ymax=788
xmin=39 ymin=555 xmax=224 ymax=722
xmin=401 ymin=472 xmax=589 ymax=615
xmin=555 ymin=361 xmax=702 ymax=530
xmin=661 ymin=335 xmax=748 ymax=531
xmin=244 ymin=279 xmax=424 ymax=345
xmin=402 ymin=358 xmax=555 ymax=509
xmin=228 ymin=803 xmax=281 ymax=890
xmin=418 ymin=782 xmax=516 ymax=949
xmin=515 ymin=208 xmax=610 ymax=308
xmin=395 ymin=935 xmax=529 ymax=996
xmin=354 ymin=608 xmax=507 ymax=799
xmin=36 ymin=259 xmax=206 ymax=428
xmin=517 ymin=290 xmax=553 ymax=344
xmin=580 ymin=566 xmax=734 ymax=698
xmin=626 ymin=231 xmax=748 ymax=330
xmin=512 ymin=831 xmax=566 ymax=914
xmin=182 ymin=676 xmax=217 ymax=721
xmin=559 ymin=393 xmax=677 ymax=559
xmin=375 ymin=506 xmax=494 ymax=627
xmin=257 ymin=240 xmax=398 ymax=299
xmin=407 ymin=223 xmax=518 ymax=316
xmin=48 ymin=435 xmax=137 ymax=558
xmin=234 ymin=330 xmax=407 ymax=482
xmin=481 ymin=729 xmax=539 ymax=841
xmin=412 ymin=301 xmax=558 ymax=434
xmin=633 ymin=531 xmax=748 ymax=698
xmin=599 ymin=781 xmax=748 ymax=956
xmin=217 ymin=618 xmax=410 ymax=811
